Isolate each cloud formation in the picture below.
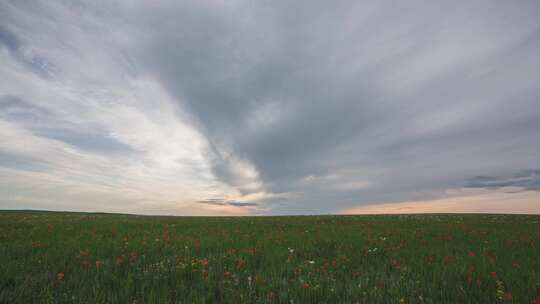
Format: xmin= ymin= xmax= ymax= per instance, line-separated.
xmin=1 ymin=0 xmax=540 ymax=215
xmin=465 ymin=170 xmax=540 ymax=192
xmin=197 ymin=199 xmax=258 ymax=207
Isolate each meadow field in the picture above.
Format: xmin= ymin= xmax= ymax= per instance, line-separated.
xmin=1 ymin=211 xmax=539 ymax=303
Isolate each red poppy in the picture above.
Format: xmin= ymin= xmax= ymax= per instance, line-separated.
xmin=56 ymin=272 xmax=65 ymax=281
xmin=531 ymin=300 xmax=540 ymax=304
xmin=237 ymin=258 xmax=246 ymax=270
xmin=115 ymin=255 xmax=125 ymax=265
xmin=502 ymin=292 xmax=512 ymax=301
xmin=391 ymin=259 xmax=402 ymax=270
xmin=200 ymin=258 xmax=209 ymax=267
xmin=490 ymin=271 xmax=497 ymax=279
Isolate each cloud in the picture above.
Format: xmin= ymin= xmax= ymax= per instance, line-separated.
xmin=0 ymin=25 xmax=56 ymax=78
xmin=1 ymin=0 xmax=540 ymax=215
xmin=0 ymin=1 xmax=266 ymax=215
xmin=197 ymin=198 xmax=258 ymax=207
xmin=465 ymin=170 xmax=540 ymax=191
xmin=132 ymin=0 xmax=540 ymax=213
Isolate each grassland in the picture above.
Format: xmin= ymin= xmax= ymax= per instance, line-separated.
xmin=1 ymin=211 xmax=540 ymax=303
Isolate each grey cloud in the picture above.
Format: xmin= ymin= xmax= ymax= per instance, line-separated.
xmin=140 ymin=1 xmax=387 ymax=188
xmin=0 ymin=25 xmax=21 ymax=52
xmin=196 ymin=198 xmax=257 ymax=207
xmin=2 ymin=0 xmax=540 ymax=214
xmin=0 ymin=24 xmax=56 ymax=78
xmin=136 ymin=0 xmax=540 ymax=213
xmin=228 ymin=202 xmax=258 ymax=207
xmin=0 ymin=153 xmax=46 ymax=172
xmin=0 ymin=95 xmax=134 ymax=155
xmin=196 ymin=199 xmax=228 ymax=206
xmin=0 ymin=95 xmax=51 ymax=123
xmin=465 ymin=170 xmax=540 ymax=191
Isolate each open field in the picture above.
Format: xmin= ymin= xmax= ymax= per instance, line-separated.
xmin=1 ymin=211 xmax=540 ymax=303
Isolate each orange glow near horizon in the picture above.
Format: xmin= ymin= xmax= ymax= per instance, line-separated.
xmin=339 ymin=190 xmax=540 ymax=215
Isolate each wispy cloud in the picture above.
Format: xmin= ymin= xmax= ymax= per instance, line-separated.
xmin=197 ymin=198 xmax=258 ymax=207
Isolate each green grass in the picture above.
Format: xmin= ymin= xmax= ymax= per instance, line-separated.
xmin=1 ymin=211 xmax=540 ymax=303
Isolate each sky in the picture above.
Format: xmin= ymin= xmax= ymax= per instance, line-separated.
xmin=1 ymin=0 xmax=540 ymax=216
